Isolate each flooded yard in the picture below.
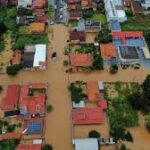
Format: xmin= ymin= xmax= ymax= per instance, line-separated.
xmin=0 ymin=24 xmax=150 ymax=150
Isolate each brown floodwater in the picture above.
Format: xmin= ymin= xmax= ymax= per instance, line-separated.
xmin=0 ymin=25 xmax=150 ymax=150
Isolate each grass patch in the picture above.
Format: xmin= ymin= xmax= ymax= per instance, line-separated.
xmin=90 ymin=13 xmax=107 ymax=25
xmin=0 ymin=36 xmax=5 ymax=52
xmin=121 ymin=17 xmax=150 ymax=31
xmin=69 ymin=20 xmax=78 ymax=27
xmin=12 ymin=34 xmax=48 ymax=50
xmin=17 ymin=26 xmax=28 ymax=34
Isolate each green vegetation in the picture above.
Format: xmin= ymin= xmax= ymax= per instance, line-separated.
xmin=12 ymin=34 xmax=48 ymax=50
xmin=109 ymin=64 xmax=118 ymax=74
xmin=6 ymin=64 xmax=22 ymax=75
xmin=145 ymin=32 xmax=150 ymax=50
xmin=7 ymin=124 xmax=16 ymax=132
xmin=69 ymin=20 xmax=78 ymax=27
xmin=0 ymin=36 xmax=5 ymax=52
xmin=97 ymin=27 xmax=112 ymax=43
xmin=128 ymin=74 xmax=150 ymax=112
xmin=18 ymin=26 xmax=28 ymax=34
xmin=145 ymin=113 xmax=150 ymax=132
xmin=42 ymin=144 xmax=53 ymax=150
xmin=0 ymin=7 xmax=17 ymax=33
xmin=0 ymin=139 xmax=19 ymax=150
xmin=63 ymin=60 xmax=69 ymax=66
xmin=88 ymin=130 xmax=100 ymax=138
xmin=68 ymin=82 xmax=84 ymax=103
xmin=82 ymin=67 xmax=92 ymax=73
xmin=120 ymin=144 xmax=127 ymax=150
xmin=121 ymin=17 xmax=150 ymax=32
xmin=46 ymin=104 xmax=53 ymax=112
xmin=48 ymin=4 xmax=55 ymax=18
xmin=17 ymin=8 xmax=32 ymax=16
xmin=105 ymin=82 xmax=139 ymax=142
xmin=90 ymin=13 xmax=107 ymax=25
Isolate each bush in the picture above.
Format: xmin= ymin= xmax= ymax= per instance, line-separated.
xmin=68 ymin=83 xmax=83 ymax=103
xmin=42 ymin=144 xmax=53 ymax=150
xmin=88 ymin=130 xmax=100 ymax=138
xmin=110 ymin=64 xmax=118 ymax=74
xmin=120 ymin=144 xmax=127 ymax=150
xmin=145 ymin=114 xmax=150 ymax=132
xmin=47 ymin=104 xmax=53 ymax=112
xmin=82 ymin=67 xmax=92 ymax=73
xmin=92 ymin=53 xmax=104 ymax=70
xmin=6 ymin=64 xmax=22 ymax=75
xmin=7 ymin=124 xmax=16 ymax=132
xmin=125 ymin=131 xmax=133 ymax=142
xmin=63 ymin=60 xmax=69 ymax=66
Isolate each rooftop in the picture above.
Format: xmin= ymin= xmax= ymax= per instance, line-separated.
xmin=100 ymin=43 xmax=116 ymax=59
xmin=72 ymin=107 xmax=104 ymax=125
xmin=1 ymin=85 xmax=20 ymax=110
xmin=16 ymin=144 xmax=41 ymax=150
xmin=29 ymin=23 xmax=45 ymax=33
xmin=70 ymin=53 xmax=93 ymax=67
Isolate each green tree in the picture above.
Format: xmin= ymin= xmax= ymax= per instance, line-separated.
xmin=109 ymin=64 xmax=118 ymax=74
xmin=145 ymin=113 xmax=150 ymax=132
xmin=127 ymin=92 xmax=142 ymax=110
xmin=98 ymin=28 xmax=112 ymax=43
xmin=46 ymin=104 xmax=53 ymax=112
xmin=125 ymin=131 xmax=133 ymax=142
xmin=88 ymin=130 xmax=100 ymax=138
xmin=92 ymin=53 xmax=104 ymax=70
xmin=7 ymin=124 xmax=16 ymax=132
xmin=63 ymin=60 xmax=69 ymax=66
xmin=6 ymin=64 xmax=22 ymax=75
xmin=68 ymin=83 xmax=83 ymax=103
xmin=120 ymin=144 xmax=127 ymax=150
xmin=42 ymin=144 xmax=53 ymax=150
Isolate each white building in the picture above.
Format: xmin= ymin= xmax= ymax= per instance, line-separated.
xmin=73 ymin=139 xmax=99 ymax=150
xmin=104 ymin=0 xmax=127 ymax=22
xmin=18 ymin=0 xmax=32 ymax=8
xmin=33 ymin=44 xmax=47 ymax=70
xmin=141 ymin=0 xmax=150 ymax=10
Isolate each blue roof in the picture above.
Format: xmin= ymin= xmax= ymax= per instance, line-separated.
xmin=111 ymin=20 xmax=121 ymax=31
xmin=26 ymin=121 xmax=43 ymax=134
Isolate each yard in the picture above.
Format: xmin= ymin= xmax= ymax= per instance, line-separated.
xmin=104 ymin=82 xmax=139 ymax=145
xmin=121 ymin=17 xmax=150 ymax=32
xmin=90 ymin=13 xmax=107 ymax=25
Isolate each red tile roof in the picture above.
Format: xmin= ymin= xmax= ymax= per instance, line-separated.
xmin=21 ymin=85 xmax=29 ymax=98
xmin=12 ymin=50 xmax=22 ymax=65
xmin=81 ymin=0 xmax=91 ymax=8
xmin=86 ymin=81 xmax=101 ymax=102
xmin=72 ymin=107 xmax=104 ymax=125
xmin=20 ymin=94 xmax=46 ymax=115
xmin=69 ymin=31 xmax=86 ymax=42
xmin=100 ymin=43 xmax=116 ymax=59
xmin=17 ymin=144 xmax=42 ymax=150
xmin=98 ymin=99 xmax=107 ymax=110
xmin=1 ymin=85 xmax=20 ymax=110
xmin=0 ymin=132 xmax=21 ymax=140
xmin=112 ymin=31 xmax=143 ymax=45
xmin=70 ymin=53 xmax=93 ymax=67
xmin=69 ymin=12 xmax=83 ymax=19
xmin=32 ymin=0 xmax=46 ymax=9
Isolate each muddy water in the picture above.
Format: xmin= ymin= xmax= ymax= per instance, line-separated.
xmin=0 ymin=25 xmax=150 ymax=150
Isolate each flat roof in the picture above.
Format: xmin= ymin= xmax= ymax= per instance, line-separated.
xmin=33 ymin=44 xmax=46 ymax=68
xmin=73 ymin=138 xmax=99 ymax=150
